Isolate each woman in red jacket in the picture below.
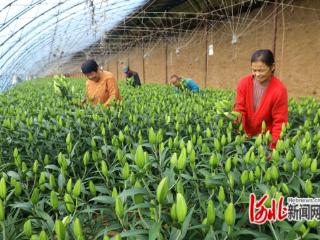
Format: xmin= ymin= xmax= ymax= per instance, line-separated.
xmin=235 ymin=49 xmax=288 ymax=149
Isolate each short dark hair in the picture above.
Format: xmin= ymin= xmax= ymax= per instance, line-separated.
xmin=81 ymin=59 xmax=98 ymax=74
xmin=251 ymin=49 xmax=275 ymax=68
xmin=170 ymin=74 xmax=179 ymax=79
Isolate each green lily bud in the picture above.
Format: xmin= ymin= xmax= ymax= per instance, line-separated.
xmin=249 ymin=170 xmax=254 ymax=183
xmin=119 ymin=131 xmax=124 ymax=143
xmin=281 ymin=183 xmax=289 ymax=195
xmin=49 ymin=174 xmax=56 ymax=189
xmin=64 ymin=193 xmax=75 ymax=213
xmin=207 ymin=200 xmax=215 ymax=225
xmin=112 ymin=187 xmax=118 ymax=198
xmin=135 ymin=145 xmax=145 ymax=169
xmin=271 ymin=165 xmax=279 ymax=181
xmin=148 ymin=128 xmax=156 ymax=144
xmin=225 ymin=158 xmax=232 ymax=173
xmin=228 ymin=173 xmax=235 ymax=189
xmin=225 ymin=202 xmax=236 ymax=226
xmin=83 ymin=151 xmax=90 ymax=167
xmin=39 ymin=230 xmax=48 ymax=240
xmin=13 ymin=147 xmax=19 ymax=159
xmin=189 ymin=150 xmax=196 ymax=169
xmin=133 ymin=180 xmax=144 ymax=204
xmin=187 ymin=140 xmax=193 ymax=154
xmin=157 ymin=177 xmax=169 ymax=204
xmin=44 ymin=154 xmax=49 ymax=165
xmin=218 ymin=186 xmax=225 ymax=203
xmin=261 ymin=121 xmax=266 ymax=133
xmin=15 ymin=181 xmax=22 ymax=197
xmin=73 ymin=217 xmax=83 ymax=239
xmin=221 ymin=134 xmax=226 ymax=146
xmin=292 ymin=158 xmax=299 ymax=172
xmin=101 ymin=160 xmax=108 ymax=177
xmin=33 ymin=160 xmax=39 ymax=174
xmin=23 ymin=219 xmax=33 ymax=237
xmin=115 ymin=197 xmax=124 ymax=219
xmin=176 ymin=148 xmax=187 ymax=171
xmin=73 ymin=179 xmax=82 ymax=198
xmin=31 ymin=187 xmax=39 ymax=205
xmin=241 ymin=170 xmax=248 ymax=186
xmin=66 ymin=133 xmax=71 ymax=145
xmin=66 ymin=178 xmax=72 ymax=193
xmin=54 ymin=220 xmax=66 ymax=240
xmin=122 ymin=162 xmax=130 ymax=180
xmin=176 ymin=193 xmax=187 ymax=223
xmin=114 ymin=234 xmax=122 ymax=240
xmin=311 ymin=159 xmax=317 ymax=174
xmin=170 ymin=203 xmax=177 ymax=221
xmin=176 ymin=180 xmax=184 ymax=195
xmin=305 ymin=179 xmax=313 ymax=196
xmin=89 ymin=180 xmax=96 ymax=197
xmin=214 ymin=139 xmax=220 ymax=152
xmin=50 ymin=191 xmax=59 ymax=210
xmin=170 ymin=153 xmax=177 ymax=168
xmin=39 ymin=172 xmax=46 ymax=191
xmin=255 ymin=166 xmax=261 ymax=179
xmin=0 ymin=200 xmax=5 ymax=221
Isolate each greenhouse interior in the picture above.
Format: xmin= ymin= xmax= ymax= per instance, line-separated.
xmin=0 ymin=0 xmax=320 ymax=239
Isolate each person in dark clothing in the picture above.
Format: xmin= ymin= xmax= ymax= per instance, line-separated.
xmin=123 ymin=66 xmax=141 ymax=87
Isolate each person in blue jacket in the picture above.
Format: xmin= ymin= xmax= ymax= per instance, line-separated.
xmin=170 ymin=74 xmax=200 ymax=93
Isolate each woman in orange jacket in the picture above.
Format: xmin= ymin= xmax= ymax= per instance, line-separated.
xmin=81 ymin=59 xmax=121 ymax=107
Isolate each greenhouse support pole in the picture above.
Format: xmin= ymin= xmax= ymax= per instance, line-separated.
xmin=272 ymin=0 xmax=279 ymax=57
xmin=127 ymin=52 xmax=130 ymax=67
xmin=204 ymin=1 xmax=208 ymax=88
xmin=204 ymin=22 xmax=208 ymax=88
xmin=142 ymin=41 xmax=146 ymax=84
xmin=165 ymin=39 xmax=168 ymax=84
xmin=116 ymin=57 xmax=119 ymax=80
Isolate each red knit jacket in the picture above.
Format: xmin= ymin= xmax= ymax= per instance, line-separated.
xmin=235 ymin=74 xmax=288 ymax=148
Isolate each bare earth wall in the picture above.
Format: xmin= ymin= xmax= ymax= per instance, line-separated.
xmin=76 ymin=0 xmax=320 ymax=98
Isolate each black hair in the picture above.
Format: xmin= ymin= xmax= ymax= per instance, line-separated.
xmin=81 ymin=59 xmax=99 ymax=74
xmin=251 ymin=49 xmax=275 ymax=68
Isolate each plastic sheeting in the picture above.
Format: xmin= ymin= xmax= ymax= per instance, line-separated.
xmin=0 ymin=0 xmax=147 ymax=91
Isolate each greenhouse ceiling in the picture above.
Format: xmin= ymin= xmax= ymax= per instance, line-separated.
xmin=0 ymin=0 xmax=148 ymax=91
xmin=0 ymin=0 xmax=283 ymax=91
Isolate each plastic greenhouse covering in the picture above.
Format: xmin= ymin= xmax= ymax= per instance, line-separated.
xmin=0 ymin=0 xmax=147 ymax=91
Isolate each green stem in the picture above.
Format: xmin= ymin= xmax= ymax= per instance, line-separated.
xmin=81 ymin=167 xmax=87 ymax=182
xmin=119 ymin=218 xmax=126 ymax=230
xmin=158 ymin=204 xmax=162 ymax=223
xmin=138 ymin=208 xmax=148 ymax=228
xmin=210 ymin=226 xmax=217 ymax=240
xmin=193 ymin=171 xmax=202 ymax=215
xmin=142 ymin=178 xmax=153 ymax=196
xmin=71 ymin=197 xmax=79 ymax=220
xmin=1 ymin=222 xmax=6 ymax=240
xmin=95 ymin=164 xmax=109 ymax=188
xmin=234 ymin=186 xmax=245 ymax=206
xmin=288 ymin=173 xmax=295 ymax=184
xmin=269 ymin=222 xmax=280 ymax=240
xmin=71 ymin=161 xmax=76 ymax=178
